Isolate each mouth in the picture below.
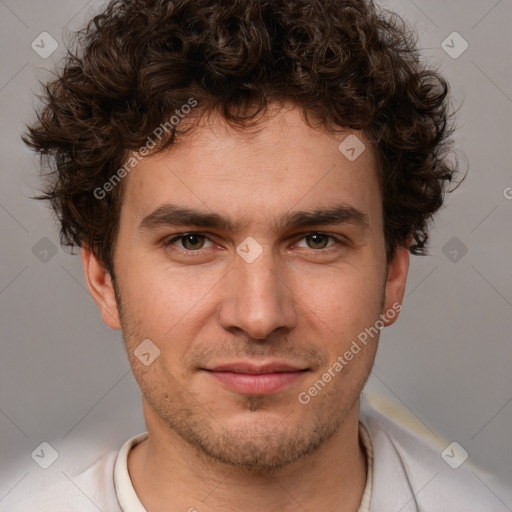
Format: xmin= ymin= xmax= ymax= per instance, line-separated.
xmin=202 ymin=361 xmax=309 ymax=395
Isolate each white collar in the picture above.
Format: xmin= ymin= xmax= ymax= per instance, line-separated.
xmin=113 ymin=425 xmax=374 ymax=512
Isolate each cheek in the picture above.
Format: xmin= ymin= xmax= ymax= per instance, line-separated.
xmin=298 ymin=264 xmax=384 ymax=338
xmin=117 ymin=267 xmax=226 ymax=384
xmin=120 ymin=262 xmax=218 ymax=329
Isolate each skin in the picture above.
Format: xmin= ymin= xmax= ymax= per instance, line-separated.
xmin=82 ymin=104 xmax=409 ymax=512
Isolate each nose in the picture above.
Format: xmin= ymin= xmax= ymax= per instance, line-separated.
xmin=217 ymin=248 xmax=298 ymax=340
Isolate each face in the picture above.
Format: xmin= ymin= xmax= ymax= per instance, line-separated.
xmin=84 ymin=104 xmax=409 ymax=471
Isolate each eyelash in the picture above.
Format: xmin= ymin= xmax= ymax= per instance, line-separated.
xmin=164 ymin=232 xmax=346 ymax=255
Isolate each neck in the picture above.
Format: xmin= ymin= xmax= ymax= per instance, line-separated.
xmin=128 ymin=399 xmax=367 ymax=512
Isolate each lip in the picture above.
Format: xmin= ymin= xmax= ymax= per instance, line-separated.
xmin=203 ymin=361 xmax=309 ymax=395
xmin=205 ymin=362 xmax=306 ymax=374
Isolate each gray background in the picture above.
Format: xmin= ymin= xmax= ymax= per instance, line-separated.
xmin=1 ymin=0 xmax=511 ymax=508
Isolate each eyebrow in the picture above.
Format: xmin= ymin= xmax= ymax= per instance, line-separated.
xmin=139 ymin=202 xmax=370 ymax=233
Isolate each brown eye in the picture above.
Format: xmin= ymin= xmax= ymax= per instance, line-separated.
xmin=305 ymin=233 xmax=331 ymax=249
xmin=167 ymin=233 xmax=212 ymax=251
xmin=180 ymin=234 xmax=206 ymax=250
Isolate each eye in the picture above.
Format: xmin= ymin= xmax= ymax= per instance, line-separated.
xmin=296 ymin=232 xmax=339 ymax=250
xmin=166 ymin=233 xmax=213 ymax=251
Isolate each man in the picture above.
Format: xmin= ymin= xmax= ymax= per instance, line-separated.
xmin=11 ymin=0 xmax=503 ymax=510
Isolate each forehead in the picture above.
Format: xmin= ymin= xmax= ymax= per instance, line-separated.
xmin=120 ymin=106 xmax=382 ymax=233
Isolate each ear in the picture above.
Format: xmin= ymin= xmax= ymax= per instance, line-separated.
xmin=382 ymin=242 xmax=410 ymax=327
xmin=81 ymin=246 xmax=122 ymax=330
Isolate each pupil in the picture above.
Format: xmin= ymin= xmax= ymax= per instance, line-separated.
xmin=309 ymin=233 xmax=326 ymax=248
xmin=185 ymin=234 xmax=202 ymax=249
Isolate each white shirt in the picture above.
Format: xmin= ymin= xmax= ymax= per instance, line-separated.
xmin=4 ymin=396 xmax=507 ymax=511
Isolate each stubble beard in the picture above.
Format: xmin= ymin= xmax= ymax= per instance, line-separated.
xmin=111 ymin=271 xmax=379 ymax=474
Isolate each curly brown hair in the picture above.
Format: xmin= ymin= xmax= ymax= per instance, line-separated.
xmin=23 ymin=0 xmax=458 ymax=272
